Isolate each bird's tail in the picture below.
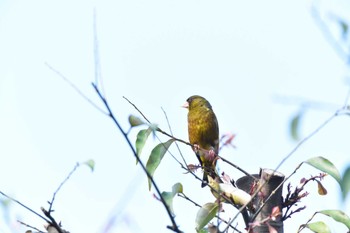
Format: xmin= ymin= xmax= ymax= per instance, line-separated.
xmin=201 ymin=172 xmax=209 ymax=188
xmin=201 ymin=165 xmax=220 ymax=188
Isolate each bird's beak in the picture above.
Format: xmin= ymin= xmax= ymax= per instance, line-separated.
xmin=182 ymin=101 xmax=189 ymax=108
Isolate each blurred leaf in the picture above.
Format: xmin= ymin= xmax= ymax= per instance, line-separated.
xmin=197 ymin=229 xmax=209 ymax=233
xmin=135 ymin=128 xmax=152 ymax=164
xmin=317 ymin=180 xmax=327 ymax=195
xmin=339 ymin=20 xmax=349 ymax=40
xmin=195 ymin=202 xmax=219 ymax=231
xmin=319 ymin=209 xmax=350 ymax=230
xmin=128 ymin=115 xmax=145 ymax=127
xmin=146 ymin=139 xmax=175 ymax=190
xmin=305 ymin=156 xmax=341 ymax=184
xmin=161 ymin=183 xmax=183 ymax=215
xmin=290 ymin=111 xmax=302 ymax=141
xmin=341 ymin=166 xmax=350 ymax=200
xmin=161 ymin=192 xmax=175 ymax=215
xmin=83 ymin=159 xmax=95 ymax=172
xmin=149 ymin=123 xmax=159 ymax=139
xmin=0 ymin=198 xmax=11 ymax=208
xmin=305 ymin=221 xmax=330 ymax=233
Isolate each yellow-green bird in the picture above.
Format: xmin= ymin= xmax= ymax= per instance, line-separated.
xmin=183 ymin=95 xmax=219 ymax=187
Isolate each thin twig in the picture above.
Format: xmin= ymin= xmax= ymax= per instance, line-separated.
xmin=44 ymin=162 xmax=84 ymax=233
xmin=45 ymin=62 xmax=107 ymax=115
xmin=274 ymin=109 xmax=341 ymax=173
xmin=48 ymin=163 xmax=80 ymax=213
xmin=92 ymin=83 xmax=182 ymax=232
xmin=161 ymin=107 xmax=189 ymax=168
xmin=219 ymin=156 xmax=257 ymax=180
xmin=297 ymin=212 xmax=318 ymax=232
xmin=123 ymin=96 xmax=152 ymax=124
xmin=18 ymin=220 xmax=45 ymax=233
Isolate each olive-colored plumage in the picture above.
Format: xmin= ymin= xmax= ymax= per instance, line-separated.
xmin=185 ymin=95 xmax=219 ymax=187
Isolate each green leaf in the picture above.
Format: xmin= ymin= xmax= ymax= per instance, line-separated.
xmin=161 ymin=191 xmax=175 ymax=215
xmin=341 ymin=166 xmax=350 ymax=200
xmin=128 ymin=115 xmax=145 ymax=127
xmin=319 ymin=210 xmax=350 ymax=230
xmin=0 ymin=198 xmax=11 ymax=209
xmin=83 ymin=159 xmax=95 ymax=172
xmin=290 ymin=111 xmax=302 ymax=141
xmin=195 ymin=202 xmax=219 ymax=232
xmin=305 ymin=156 xmax=341 ymax=184
xmin=161 ymin=183 xmax=183 ymax=216
xmin=146 ymin=139 xmax=175 ymax=190
xmin=172 ymin=182 xmax=183 ymax=194
xmin=306 ymin=221 xmax=331 ymax=233
xmin=135 ymin=128 xmax=152 ymax=164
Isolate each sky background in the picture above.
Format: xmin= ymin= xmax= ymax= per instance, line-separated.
xmin=0 ymin=0 xmax=350 ymax=232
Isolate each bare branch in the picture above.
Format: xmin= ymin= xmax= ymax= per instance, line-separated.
xmin=48 ymin=163 xmax=80 ymax=213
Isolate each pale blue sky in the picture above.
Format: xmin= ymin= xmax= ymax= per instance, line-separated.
xmin=0 ymin=0 xmax=349 ymax=232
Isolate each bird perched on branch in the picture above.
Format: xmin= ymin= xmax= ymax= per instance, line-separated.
xmin=183 ymin=95 xmax=220 ymax=187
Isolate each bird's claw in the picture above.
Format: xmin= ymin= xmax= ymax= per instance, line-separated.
xmin=193 ymin=144 xmax=200 ymax=153
xmin=208 ymin=149 xmax=216 ymax=161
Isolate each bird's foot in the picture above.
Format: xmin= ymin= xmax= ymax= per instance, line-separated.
xmin=193 ymin=144 xmax=200 ymax=153
xmin=208 ymin=148 xmax=216 ymax=161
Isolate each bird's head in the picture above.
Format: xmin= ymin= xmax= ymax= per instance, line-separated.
xmin=183 ymin=95 xmax=212 ymax=111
